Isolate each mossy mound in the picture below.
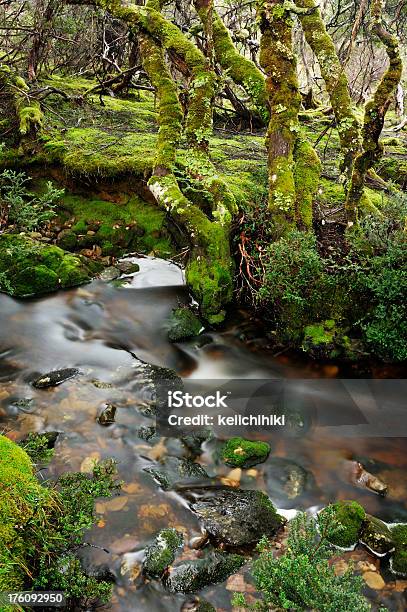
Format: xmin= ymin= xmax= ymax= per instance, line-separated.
xmin=301 ymin=319 xmax=353 ymax=360
xmin=0 ymin=435 xmax=52 ymax=592
xmin=320 ymin=500 xmax=365 ymax=548
xmin=390 ymin=524 xmax=407 ymax=575
xmin=222 ymin=437 xmax=271 ymax=468
xmin=0 ymin=234 xmax=102 ymax=297
xmin=143 ymin=528 xmax=183 ymax=578
xmin=54 ymin=190 xmax=173 ymax=257
xmin=166 ymin=307 xmax=203 ymax=342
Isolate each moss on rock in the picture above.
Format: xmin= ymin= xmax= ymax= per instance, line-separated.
xmin=390 ymin=524 xmax=407 ymax=575
xmin=222 ymin=437 xmax=271 ymax=468
xmin=166 ymin=307 xmax=203 ymax=342
xmin=143 ymin=528 xmax=183 ymax=578
xmin=0 ymin=234 xmax=102 ymax=297
xmin=0 ymin=435 xmax=51 ymax=593
xmin=320 ymin=500 xmax=365 ymax=548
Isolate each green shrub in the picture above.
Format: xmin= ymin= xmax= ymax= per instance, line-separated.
xmin=233 ymin=507 xmax=371 ymax=611
xmin=0 ymin=170 xmax=63 ymax=231
xmin=256 ymin=230 xmax=328 ymax=341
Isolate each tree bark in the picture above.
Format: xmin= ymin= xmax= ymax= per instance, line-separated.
xmin=345 ymin=0 xmax=403 ymax=220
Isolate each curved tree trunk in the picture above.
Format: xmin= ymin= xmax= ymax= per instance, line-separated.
xmin=259 ymin=0 xmax=302 ymax=235
xmin=345 ymin=0 xmax=403 ymax=220
xmin=194 ymin=0 xmax=269 ymax=123
xmin=296 ymin=0 xmax=361 ymax=177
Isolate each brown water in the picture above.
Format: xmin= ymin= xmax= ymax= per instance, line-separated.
xmin=0 ymin=257 xmax=406 ymax=611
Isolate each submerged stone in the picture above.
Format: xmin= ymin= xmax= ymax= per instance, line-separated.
xmin=144 ymin=456 xmax=209 ymax=490
xmin=264 ymin=457 xmax=316 ymax=505
xmin=32 ymin=368 xmax=79 ymax=388
xmin=166 ymin=307 xmax=203 ymax=342
xmin=97 ymin=403 xmax=117 ymax=426
xmin=360 ymin=515 xmax=395 ymax=556
xmin=191 ymin=489 xmax=284 ymax=547
xmin=163 ymin=551 xmax=245 ymax=593
xmin=143 ymin=528 xmax=183 ymax=578
xmin=0 ymin=234 xmax=101 ymax=298
xmin=222 ymin=437 xmax=270 ymax=468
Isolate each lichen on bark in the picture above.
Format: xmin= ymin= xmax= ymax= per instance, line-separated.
xmin=259 ymin=0 xmax=302 ymax=234
xmin=0 ymin=65 xmax=43 ymax=146
xmin=194 ymin=0 xmax=269 ymax=123
xmin=345 ymin=0 xmax=402 ymax=220
xmin=295 ymin=0 xmax=361 ymax=177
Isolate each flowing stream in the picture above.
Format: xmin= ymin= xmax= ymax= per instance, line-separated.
xmin=0 ymin=257 xmax=406 ymax=611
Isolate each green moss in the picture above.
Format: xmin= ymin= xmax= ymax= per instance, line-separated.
xmin=320 ymin=501 xmax=365 ymax=548
xmin=0 ymin=234 xmax=101 ymax=297
xmin=58 ymin=191 xmax=173 ymax=257
xmin=390 ymin=524 xmax=407 ymax=574
xmin=166 ymin=307 xmax=203 ymax=342
xmin=0 ymin=435 xmax=50 ymax=593
xmin=294 ymin=138 xmax=321 ymax=229
xmin=222 ymin=437 xmax=271 ymax=468
xmin=143 ymin=528 xmax=183 ymax=578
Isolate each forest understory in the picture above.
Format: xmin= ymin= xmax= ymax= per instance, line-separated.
xmin=0 ymin=0 xmax=407 ymax=610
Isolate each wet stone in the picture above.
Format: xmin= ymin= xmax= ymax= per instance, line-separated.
xmin=264 ymin=457 xmax=316 ymax=506
xmin=181 ymin=597 xmax=216 ymax=612
xmin=143 ymin=528 xmax=183 ymax=578
xmin=32 ymin=368 xmax=79 ymax=389
xmin=192 ymin=489 xmax=284 ymax=547
xmin=117 ymin=260 xmax=140 ymax=275
xmin=99 ymin=266 xmax=121 ymax=281
xmin=166 ymin=307 xmax=203 ymax=342
xmin=360 ymin=515 xmax=395 ymax=556
xmin=163 ymin=551 xmax=245 ymax=593
xmin=144 ymin=456 xmax=209 ymax=490
xmin=97 ymin=403 xmax=117 ymax=426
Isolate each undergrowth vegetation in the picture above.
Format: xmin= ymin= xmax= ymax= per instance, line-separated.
xmin=237 ymin=192 xmax=407 ymax=361
xmin=0 ymin=434 xmax=121 ymax=610
xmin=232 ymin=507 xmax=373 ymax=611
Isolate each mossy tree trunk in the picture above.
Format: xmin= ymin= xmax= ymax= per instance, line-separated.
xmin=259 ymin=0 xmax=320 ymax=235
xmin=70 ymin=0 xmax=234 ymax=322
xmin=345 ymin=0 xmax=402 ymax=220
xmin=295 ymin=0 xmax=361 ymax=178
xmin=0 ymin=66 xmax=43 ymax=150
xmin=194 ymin=0 xmax=270 ymax=124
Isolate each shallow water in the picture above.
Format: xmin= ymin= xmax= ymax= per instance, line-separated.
xmin=0 ymin=256 xmax=406 ymax=611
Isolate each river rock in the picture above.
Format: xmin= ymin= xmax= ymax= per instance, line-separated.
xmin=0 ymin=234 xmax=101 ymax=298
xmin=163 ymin=551 xmax=245 ymax=593
xmin=346 ymin=460 xmax=388 ymax=496
xmin=144 ymin=456 xmax=209 ymax=490
xmin=32 ymin=368 xmax=79 ymax=388
xmin=360 ymin=515 xmax=395 ymax=556
xmin=143 ymin=528 xmax=183 ymax=578
xmin=117 ymin=260 xmax=140 ymax=275
xmin=222 ymin=437 xmax=270 ymax=468
xmin=166 ymin=307 xmax=203 ymax=342
xmin=181 ymin=598 xmax=216 ymax=612
xmin=99 ymin=266 xmax=121 ymax=281
xmin=390 ymin=524 xmax=407 ymax=575
xmin=191 ymin=489 xmax=284 ymax=547
xmin=264 ymin=457 xmax=316 ymax=506
xmin=97 ymin=403 xmax=117 ymax=426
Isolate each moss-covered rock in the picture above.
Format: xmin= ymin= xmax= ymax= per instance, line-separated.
xmin=390 ymin=524 xmax=407 ymax=575
xmin=143 ymin=528 xmax=183 ymax=578
xmin=144 ymin=456 xmax=208 ymax=491
xmin=192 ymin=489 xmax=284 ymax=547
xmin=0 ymin=435 xmax=51 ymax=592
xmin=163 ymin=551 xmax=245 ymax=593
xmin=166 ymin=307 xmax=203 ymax=342
xmin=0 ymin=234 xmax=102 ymax=297
xmin=221 ymin=437 xmax=271 ymax=468
xmin=360 ymin=515 xmax=395 ymax=556
xmin=302 ymin=319 xmax=350 ymax=360
xmin=319 ymin=500 xmax=365 ymax=548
